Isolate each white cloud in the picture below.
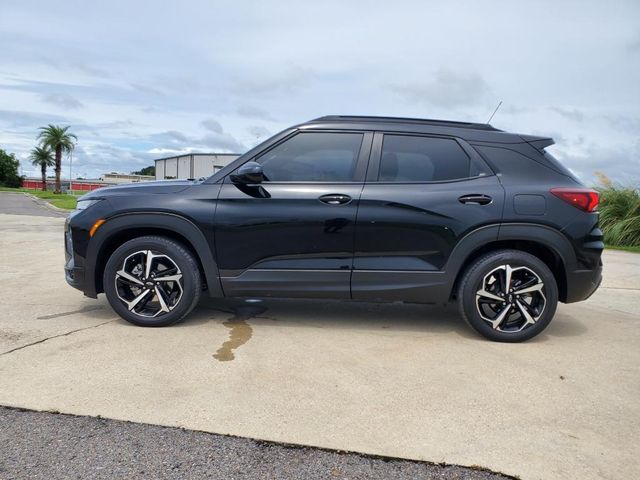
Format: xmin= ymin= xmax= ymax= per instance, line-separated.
xmin=0 ymin=0 xmax=638 ymax=182
xmin=391 ymin=69 xmax=490 ymax=108
xmin=41 ymin=93 xmax=84 ymax=109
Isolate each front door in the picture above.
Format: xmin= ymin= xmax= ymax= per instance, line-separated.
xmin=214 ymin=130 xmax=372 ymax=298
xmin=352 ymin=132 xmax=504 ymax=302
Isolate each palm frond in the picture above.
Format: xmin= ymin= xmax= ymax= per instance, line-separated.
xmin=29 ymin=146 xmax=55 ymax=167
xmin=37 ymin=124 xmax=78 ymax=152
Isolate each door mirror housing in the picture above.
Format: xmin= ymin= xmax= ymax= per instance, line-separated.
xmin=231 ymin=161 xmax=264 ymax=184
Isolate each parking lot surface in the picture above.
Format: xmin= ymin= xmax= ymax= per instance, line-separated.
xmin=0 ymin=406 xmax=510 ymax=480
xmin=1 ymin=204 xmax=639 ymax=479
xmin=0 ymin=192 xmax=67 ymax=217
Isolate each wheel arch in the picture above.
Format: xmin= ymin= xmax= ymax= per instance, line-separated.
xmin=86 ymin=213 xmax=222 ymax=298
xmin=446 ymin=223 xmax=575 ymax=303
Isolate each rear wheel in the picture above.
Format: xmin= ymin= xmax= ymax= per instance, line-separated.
xmin=457 ymin=250 xmax=558 ymax=342
xmin=103 ymin=236 xmax=202 ymax=327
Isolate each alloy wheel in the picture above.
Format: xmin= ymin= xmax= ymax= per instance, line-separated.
xmin=114 ymin=250 xmax=184 ymax=317
xmin=475 ymin=264 xmax=546 ymax=333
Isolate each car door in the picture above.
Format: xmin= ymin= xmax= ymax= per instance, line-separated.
xmin=352 ymin=132 xmax=504 ymax=302
xmin=214 ymin=130 xmax=373 ymax=298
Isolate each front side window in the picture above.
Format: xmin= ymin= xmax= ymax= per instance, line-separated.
xmin=379 ymin=135 xmax=475 ymax=182
xmin=255 ymin=132 xmax=363 ymax=182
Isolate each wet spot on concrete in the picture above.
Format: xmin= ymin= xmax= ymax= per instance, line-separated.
xmin=213 ymin=305 xmax=266 ymax=362
xmin=37 ymin=306 xmax=103 ymax=320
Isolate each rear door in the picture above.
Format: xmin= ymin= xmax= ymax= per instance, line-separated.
xmin=352 ymin=132 xmax=504 ymax=302
xmin=214 ymin=130 xmax=372 ymax=299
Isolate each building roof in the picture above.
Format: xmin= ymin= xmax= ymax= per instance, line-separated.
xmin=153 ymin=152 xmax=240 ymax=162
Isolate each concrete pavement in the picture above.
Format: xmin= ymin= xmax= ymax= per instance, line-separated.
xmin=0 ymin=211 xmax=638 ymax=480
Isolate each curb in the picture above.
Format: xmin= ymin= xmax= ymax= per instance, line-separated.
xmin=22 ymin=192 xmax=70 ymax=215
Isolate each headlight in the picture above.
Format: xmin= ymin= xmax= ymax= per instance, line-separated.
xmin=75 ymin=199 xmax=101 ymax=211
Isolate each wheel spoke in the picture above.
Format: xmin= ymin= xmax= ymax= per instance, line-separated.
xmin=136 ymin=290 xmax=154 ymax=310
xmin=116 ymin=270 xmax=143 ymax=286
xmin=155 ymin=286 xmax=170 ymax=313
xmin=155 ymin=273 xmax=182 ymax=282
xmin=513 ymin=282 xmax=544 ymax=295
xmin=515 ymin=299 xmax=537 ymax=326
xmin=126 ymin=288 xmax=151 ymax=311
xmin=503 ymin=264 xmax=513 ymax=293
xmin=490 ymin=305 xmax=512 ymax=330
xmin=476 ymin=289 xmax=504 ymax=303
xmin=144 ymin=250 xmax=154 ymax=279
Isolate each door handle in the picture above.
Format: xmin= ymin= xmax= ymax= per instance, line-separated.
xmin=319 ymin=194 xmax=352 ymax=205
xmin=458 ymin=194 xmax=492 ymax=205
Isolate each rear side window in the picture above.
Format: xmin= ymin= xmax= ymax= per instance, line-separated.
xmin=255 ymin=132 xmax=363 ymax=182
xmin=542 ymin=149 xmax=581 ymax=182
xmin=474 ymin=145 xmax=575 ymax=182
xmin=378 ymin=135 xmax=476 ymax=182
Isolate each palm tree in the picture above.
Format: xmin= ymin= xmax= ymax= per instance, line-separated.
xmin=29 ymin=146 xmax=55 ymax=191
xmin=37 ymin=124 xmax=77 ymax=194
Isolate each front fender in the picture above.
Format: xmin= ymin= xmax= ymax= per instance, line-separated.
xmin=86 ymin=212 xmax=223 ymax=298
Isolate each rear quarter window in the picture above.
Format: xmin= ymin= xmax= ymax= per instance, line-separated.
xmin=542 ymin=149 xmax=581 ymax=183
xmin=474 ymin=145 xmax=577 ymax=182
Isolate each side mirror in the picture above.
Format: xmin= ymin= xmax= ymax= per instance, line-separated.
xmin=230 ymin=161 xmax=264 ymax=184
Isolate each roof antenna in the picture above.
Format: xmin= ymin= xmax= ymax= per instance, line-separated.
xmin=486 ymin=100 xmax=503 ymax=124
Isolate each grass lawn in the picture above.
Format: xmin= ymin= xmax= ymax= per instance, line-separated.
xmin=0 ymin=187 xmax=77 ymax=210
xmin=606 ymin=245 xmax=640 ymax=254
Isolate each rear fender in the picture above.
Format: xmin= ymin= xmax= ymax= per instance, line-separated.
xmin=444 ymin=223 xmax=575 ymax=297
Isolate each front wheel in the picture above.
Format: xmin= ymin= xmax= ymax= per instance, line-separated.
xmin=103 ymin=236 xmax=202 ymax=327
xmin=457 ymin=250 xmax=558 ymax=342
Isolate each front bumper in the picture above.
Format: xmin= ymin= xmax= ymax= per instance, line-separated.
xmin=64 ymin=224 xmax=95 ymax=297
xmin=64 ymin=260 xmax=86 ymax=291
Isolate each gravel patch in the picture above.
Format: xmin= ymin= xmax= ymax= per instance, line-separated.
xmin=0 ymin=407 xmax=515 ymax=480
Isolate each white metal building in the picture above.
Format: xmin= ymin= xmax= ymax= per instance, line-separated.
xmin=100 ymin=172 xmax=155 ymax=184
xmin=154 ymin=153 xmax=239 ymax=181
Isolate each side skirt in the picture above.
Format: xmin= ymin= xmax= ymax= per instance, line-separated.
xmin=220 ymin=269 xmax=351 ymax=299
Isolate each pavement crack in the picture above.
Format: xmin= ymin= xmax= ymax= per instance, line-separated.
xmin=0 ymin=320 xmax=116 ymax=356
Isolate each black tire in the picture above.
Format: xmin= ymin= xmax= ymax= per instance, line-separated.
xmin=457 ymin=249 xmax=558 ymax=342
xmin=103 ymin=236 xmax=202 ymax=327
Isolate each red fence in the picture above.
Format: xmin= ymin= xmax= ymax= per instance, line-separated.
xmin=21 ymin=179 xmax=107 ymax=192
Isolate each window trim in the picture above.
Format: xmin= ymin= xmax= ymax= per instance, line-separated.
xmin=223 ymin=129 xmax=374 ymax=185
xmin=366 ymin=132 xmax=494 ymax=184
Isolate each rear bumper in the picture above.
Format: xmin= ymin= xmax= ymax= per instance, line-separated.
xmin=564 ymin=264 xmax=603 ymax=303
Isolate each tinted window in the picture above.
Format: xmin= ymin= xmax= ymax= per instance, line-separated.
xmin=476 ymin=145 xmax=567 ymax=181
xmin=255 ymin=132 xmax=363 ymax=182
xmin=379 ymin=135 xmax=473 ymax=182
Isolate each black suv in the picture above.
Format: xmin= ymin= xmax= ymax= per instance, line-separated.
xmin=65 ymin=115 xmax=603 ymax=342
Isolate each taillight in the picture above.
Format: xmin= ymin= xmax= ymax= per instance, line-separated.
xmin=550 ymin=188 xmax=599 ymax=212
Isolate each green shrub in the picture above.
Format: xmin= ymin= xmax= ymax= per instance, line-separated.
xmin=596 ymin=173 xmax=640 ymax=247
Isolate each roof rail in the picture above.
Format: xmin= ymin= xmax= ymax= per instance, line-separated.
xmin=310 ymin=115 xmax=501 ymax=131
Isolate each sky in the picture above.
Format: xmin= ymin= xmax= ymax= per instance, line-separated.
xmin=0 ymin=0 xmax=638 ymax=184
